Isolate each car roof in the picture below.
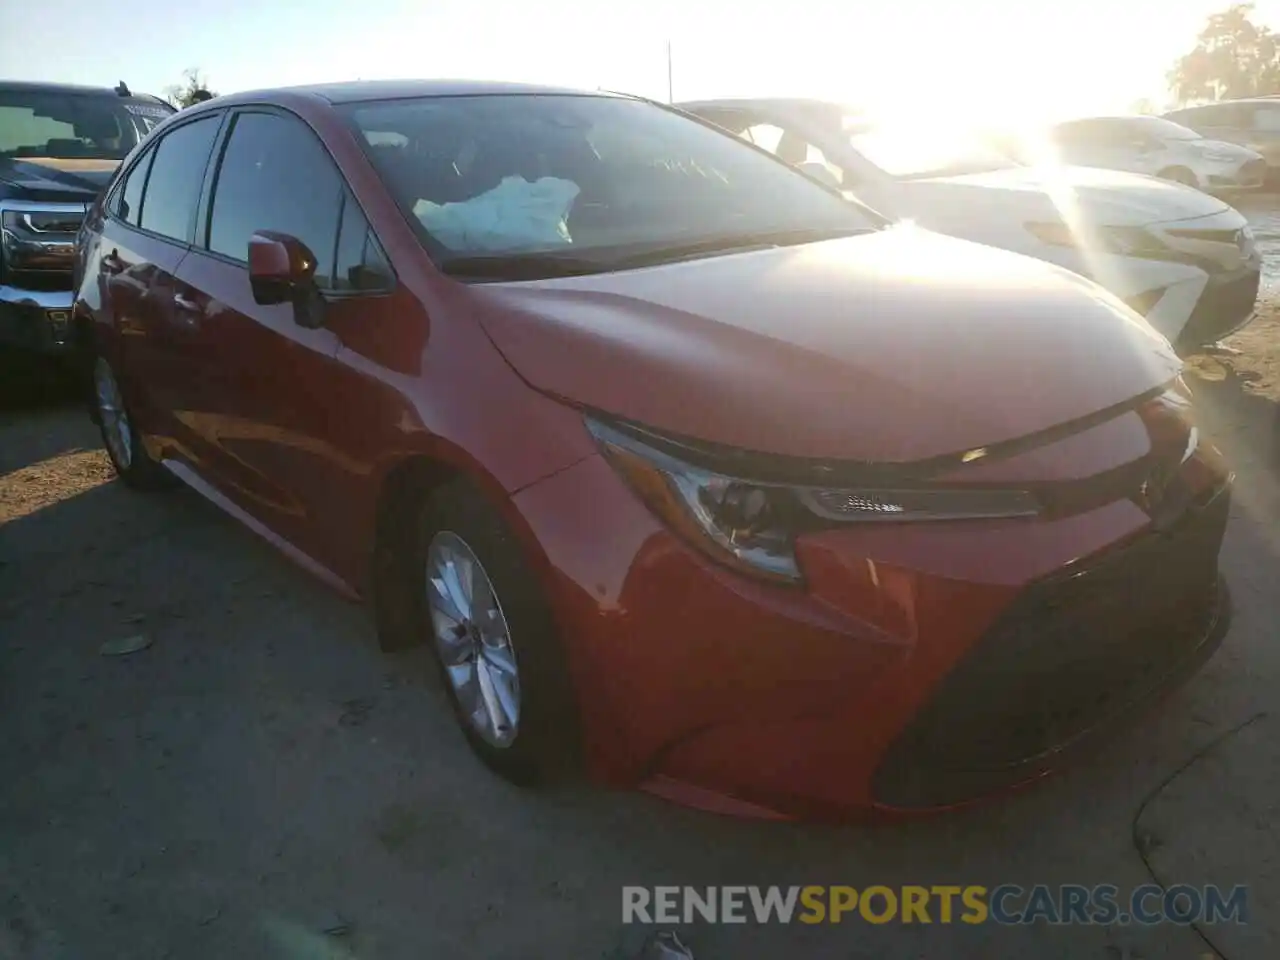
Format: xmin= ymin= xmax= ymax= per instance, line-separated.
xmin=0 ymin=79 xmax=167 ymax=103
xmin=207 ymin=79 xmax=619 ymax=108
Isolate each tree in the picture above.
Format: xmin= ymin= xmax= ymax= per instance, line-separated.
xmin=164 ymin=68 xmax=217 ymax=109
xmin=1168 ymin=4 xmax=1280 ymax=104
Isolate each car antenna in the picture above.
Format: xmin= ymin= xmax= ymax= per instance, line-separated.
xmin=115 ymin=81 xmax=132 ymax=97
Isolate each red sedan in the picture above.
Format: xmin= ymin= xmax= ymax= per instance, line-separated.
xmin=73 ymin=81 xmax=1232 ymax=819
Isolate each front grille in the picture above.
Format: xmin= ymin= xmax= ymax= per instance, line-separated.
xmin=873 ymin=488 xmax=1229 ymax=808
xmin=1178 ymin=271 xmax=1260 ymax=347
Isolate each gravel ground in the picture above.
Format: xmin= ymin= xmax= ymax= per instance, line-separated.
xmin=3 ymin=214 xmax=1280 ymax=959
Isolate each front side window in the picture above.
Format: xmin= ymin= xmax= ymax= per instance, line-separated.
xmin=342 ymin=94 xmax=878 ymax=273
xmin=844 ymin=120 xmax=1016 ymax=179
xmin=117 ymin=148 xmax=155 ymax=226
xmin=138 ymin=116 xmax=220 ymax=242
xmin=0 ymin=90 xmax=173 ymax=161
xmin=206 ymin=111 xmax=343 ymax=285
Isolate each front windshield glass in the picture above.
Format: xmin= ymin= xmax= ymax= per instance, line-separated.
xmin=845 ymin=120 xmax=1018 ymax=179
xmin=342 ymin=94 xmax=879 ymax=269
xmin=1130 ymin=116 xmax=1202 ymax=141
xmin=0 ymin=91 xmax=172 ymax=161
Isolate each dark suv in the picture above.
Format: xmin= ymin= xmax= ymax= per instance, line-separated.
xmin=1 ymin=80 xmax=173 ymax=355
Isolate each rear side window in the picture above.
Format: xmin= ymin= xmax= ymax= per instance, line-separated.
xmin=116 ymin=148 xmax=154 ymax=226
xmin=139 ymin=116 xmax=220 ymax=242
xmin=206 ymin=111 xmax=343 ymax=285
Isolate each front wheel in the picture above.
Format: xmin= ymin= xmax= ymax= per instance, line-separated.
xmin=92 ymin=355 xmax=171 ymax=490
xmin=414 ymin=480 xmax=579 ymax=785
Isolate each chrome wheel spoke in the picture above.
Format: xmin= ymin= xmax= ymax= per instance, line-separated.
xmin=428 ymin=573 xmax=467 ymax=624
xmin=481 ymin=645 xmax=517 ymax=679
xmin=475 ymin=659 xmax=511 ymax=736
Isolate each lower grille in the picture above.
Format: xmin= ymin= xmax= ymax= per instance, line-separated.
xmin=872 ymin=489 xmax=1230 ymax=808
xmin=1242 ymin=158 xmax=1267 ymax=182
xmin=1178 ymin=271 xmax=1260 ymax=347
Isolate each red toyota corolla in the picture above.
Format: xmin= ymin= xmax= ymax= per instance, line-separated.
xmin=73 ymin=81 xmax=1232 ymax=819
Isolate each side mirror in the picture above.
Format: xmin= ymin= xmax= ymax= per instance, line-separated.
xmin=248 ymin=231 xmax=325 ymax=328
xmin=796 ymin=161 xmax=842 ymax=190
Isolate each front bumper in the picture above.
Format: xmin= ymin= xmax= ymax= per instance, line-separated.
xmin=0 ymin=284 xmax=75 ymax=353
xmin=1207 ymin=158 xmax=1268 ymax=191
xmin=511 ymin=429 xmax=1232 ymax=819
xmin=1176 ymin=266 xmax=1260 ymax=348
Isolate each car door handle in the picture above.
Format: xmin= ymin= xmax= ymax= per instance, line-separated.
xmin=173 ymin=293 xmax=201 ymax=313
xmin=101 ymin=249 xmax=125 ymax=275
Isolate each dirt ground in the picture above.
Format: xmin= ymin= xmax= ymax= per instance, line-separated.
xmin=4 ymin=270 xmax=1280 ymax=958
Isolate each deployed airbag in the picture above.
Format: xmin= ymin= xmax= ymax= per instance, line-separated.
xmin=414 ymin=176 xmax=580 ymax=252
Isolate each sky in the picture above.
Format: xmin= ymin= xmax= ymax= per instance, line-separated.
xmin=5 ymin=0 xmax=1280 ymax=127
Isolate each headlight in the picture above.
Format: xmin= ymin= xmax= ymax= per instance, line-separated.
xmin=587 ymin=418 xmax=1040 ymax=583
xmin=1026 ymin=221 xmax=1172 ymax=260
xmin=1201 ymin=150 xmax=1238 ymax=162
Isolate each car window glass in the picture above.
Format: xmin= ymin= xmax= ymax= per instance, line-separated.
xmin=333 ymin=193 xmax=393 ymax=292
xmin=116 ymin=148 xmax=154 ymax=226
xmin=346 ymin=94 xmax=877 ymax=261
xmin=1255 ymin=106 xmax=1280 ymax=132
xmin=138 ymin=116 xmax=220 ymax=242
xmin=742 ymin=123 xmax=784 ymax=153
xmin=206 ymin=111 xmax=342 ymax=286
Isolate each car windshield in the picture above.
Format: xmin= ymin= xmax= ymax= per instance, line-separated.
xmin=342 ymin=94 xmax=880 ymax=275
xmin=0 ymin=90 xmax=172 ymax=161
xmin=1128 ymin=117 xmax=1202 ymax=141
xmin=845 ymin=121 xmax=1018 ymax=179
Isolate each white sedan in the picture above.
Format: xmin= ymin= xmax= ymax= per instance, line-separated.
xmin=680 ymin=98 xmax=1261 ymax=350
xmin=1030 ymin=115 xmax=1266 ymax=193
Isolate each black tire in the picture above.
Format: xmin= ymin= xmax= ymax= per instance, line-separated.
xmin=90 ymin=353 xmax=172 ymax=490
xmin=1158 ymin=167 xmax=1199 ymax=188
xmin=411 ymin=478 xmax=579 ymax=785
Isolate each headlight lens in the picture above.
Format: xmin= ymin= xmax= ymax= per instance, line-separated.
xmin=1201 ymin=150 xmax=1237 ymax=162
xmin=587 ymin=418 xmax=1040 ymax=583
xmin=1026 ymin=221 xmax=1172 ymax=259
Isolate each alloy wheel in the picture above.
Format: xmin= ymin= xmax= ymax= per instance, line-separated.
xmin=426 ymin=531 xmax=521 ymax=747
xmin=94 ymin=356 xmax=133 ymax=471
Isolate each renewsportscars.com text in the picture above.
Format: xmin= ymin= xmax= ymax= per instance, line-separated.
xmin=622 ymin=884 xmax=1249 ymax=926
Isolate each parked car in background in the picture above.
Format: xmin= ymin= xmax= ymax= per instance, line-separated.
xmin=1032 ymin=116 xmax=1265 ymax=192
xmin=1165 ymin=98 xmax=1280 ymax=179
xmin=680 ymin=98 xmax=1261 ymax=350
xmin=76 ymin=80 xmax=1232 ymax=818
xmin=1 ymin=80 xmax=173 ymax=356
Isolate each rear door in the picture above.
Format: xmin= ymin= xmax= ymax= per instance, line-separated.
xmin=170 ymin=107 xmax=393 ymax=568
xmin=93 ymin=112 xmax=223 ymax=452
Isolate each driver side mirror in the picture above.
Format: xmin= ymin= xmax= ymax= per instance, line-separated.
xmin=248 ymin=231 xmax=326 ymax=328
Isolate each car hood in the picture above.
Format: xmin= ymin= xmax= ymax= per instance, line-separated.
xmin=0 ymin=157 xmax=119 ymax=203
xmin=911 ymin=164 xmax=1230 ymax=227
xmin=470 ymin=226 xmax=1180 ymax=463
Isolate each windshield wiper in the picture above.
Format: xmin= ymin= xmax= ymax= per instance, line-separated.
xmin=439 ymin=226 xmax=872 ymax=280
xmin=439 ymin=252 xmax=612 ymax=280
xmin=605 ymin=226 xmax=873 ymax=269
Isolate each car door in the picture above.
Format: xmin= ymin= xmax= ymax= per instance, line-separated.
xmin=94 ymin=113 xmax=223 ymax=454
xmin=168 ymin=107 xmax=392 ymax=569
